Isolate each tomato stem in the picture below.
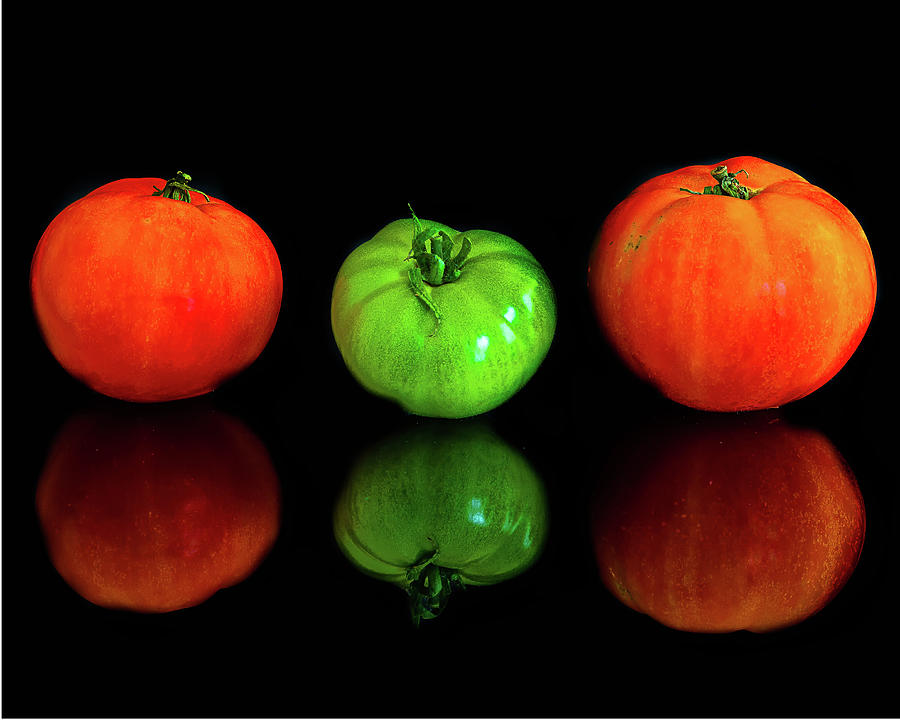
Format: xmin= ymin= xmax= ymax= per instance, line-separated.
xmin=152 ymin=171 xmax=211 ymax=203
xmin=405 ymin=204 xmax=473 ymax=334
xmin=403 ymin=538 xmax=464 ymax=626
xmin=679 ymin=165 xmax=760 ymax=199
xmin=406 ymin=564 xmax=464 ymax=627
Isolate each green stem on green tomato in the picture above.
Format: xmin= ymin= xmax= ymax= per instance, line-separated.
xmin=404 ymin=540 xmax=464 ymax=627
xmin=405 ymin=204 xmax=473 ymax=334
xmin=152 ymin=171 xmax=211 ymax=203
xmin=679 ymin=165 xmax=760 ymax=199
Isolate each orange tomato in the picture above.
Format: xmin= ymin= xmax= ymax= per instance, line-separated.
xmin=588 ymin=157 xmax=876 ymax=411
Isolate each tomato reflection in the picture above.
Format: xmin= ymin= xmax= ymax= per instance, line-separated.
xmin=592 ymin=413 xmax=865 ymax=633
xmin=333 ymin=420 xmax=548 ymax=625
xmin=35 ymin=404 xmax=281 ymax=613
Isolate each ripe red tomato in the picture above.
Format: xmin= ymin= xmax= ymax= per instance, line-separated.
xmin=31 ymin=173 xmax=283 ymax=402
xmin=588 ymin=157 xmax=876 ymax=411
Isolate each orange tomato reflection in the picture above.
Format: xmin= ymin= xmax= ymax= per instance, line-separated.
xmin=36 ymin=405 xmax=280 ymax=613
xmin=592 ymin=413 xmax=865 ymax=633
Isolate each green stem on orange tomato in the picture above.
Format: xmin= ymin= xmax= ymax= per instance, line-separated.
xmin=152 ymin=171 xmax=210 ymax=203
xmin=680 ymin=165 xmax=760 ymax=200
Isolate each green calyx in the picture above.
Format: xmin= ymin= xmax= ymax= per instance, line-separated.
xmin=405 ymin=204 xmax=473 ymax=334
xmin=152 ymin=171 xmax=211 ymax=203
xmin=680 ymin=165 xmax=760 ymax=200
xmin=404 ymin=541 xmax=464 ymax=627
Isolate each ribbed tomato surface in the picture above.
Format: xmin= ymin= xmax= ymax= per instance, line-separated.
xmin=588 ymin=156 xmax=876 ymax=411
xmin=31 ymin=177 xmax=283 ymax=402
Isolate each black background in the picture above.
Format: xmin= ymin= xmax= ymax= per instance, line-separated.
xmin=2 ymin=11 xmax=897 ymax=719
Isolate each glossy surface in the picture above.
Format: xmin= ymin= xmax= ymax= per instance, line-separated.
xmin=31 ymin=178 xmax=283 ymax=402
xmin=588 ymin=156 xmax=877 ymax=411
xmin=593 ymin=414 xmax=865 ymax=633
xmin=331 ymin=218 xmax=556 ymax=417
xmin=35 ymin=406 xmax=281 ymax=613
xmin=334 ymin=420 xmax=547 ymax=618
xmin=7 ymin=124 xmax=894 ymax=718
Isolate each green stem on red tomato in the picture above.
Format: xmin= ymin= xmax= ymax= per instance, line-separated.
xmin=152 ymin=171 xmax=211 ymax=203
xmin=679 ymin=165 xmax=761 ymax=200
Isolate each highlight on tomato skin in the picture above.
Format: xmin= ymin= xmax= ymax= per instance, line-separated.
xmin=591 ymin=412 xmax=865 ymax=634
xmin=35 ymin=404 xmax=281 ymax=613
xmin=333 ymin=420 xmax=549 ymax=625
xmin=587 ymin=156 xmax=877 ymax=412
xmin=30 ymin=173 xmax=283 ymax=403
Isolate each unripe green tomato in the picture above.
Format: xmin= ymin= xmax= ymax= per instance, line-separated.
xmin=331 ymin=217 xmax=556 ymax=418
xmin=333 ymin=421 xmax=548 ymax=623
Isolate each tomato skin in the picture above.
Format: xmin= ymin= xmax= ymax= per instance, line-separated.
xmin=588 ymin=157 xmax=876 ymax=411
xmin=35 ymin=406 xmax=281 ymax=613
xmin=31 ymin=178 xmax=283 ymax=402
xmin=592 ymin=414 xmax=865 ymax=633
xmin=331 ymin=218 xmax=556 ymax=418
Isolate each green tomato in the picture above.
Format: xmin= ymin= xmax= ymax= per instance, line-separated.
xmin=331 ymin=214 xmax=556 ymax=418
xmin=333 ymin=421 xmax=548 ymax=624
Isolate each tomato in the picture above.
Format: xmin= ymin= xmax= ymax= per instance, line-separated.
xmin=588 ymin=157 xmax=876 ymax=411
xmin=331 ymin=212 xmax=556 ymax=418
xmin=592 ymin=413 xmax=865 ymax=633
xmin=35 ymin=405 xmax=281 ymax=613
xmin=333 ymin=421 xmax=548 ymax=624
xmin=31 ymin=172 xmax=283 ymax=402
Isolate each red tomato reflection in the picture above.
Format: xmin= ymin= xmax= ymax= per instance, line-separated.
xmin=35 ymin=405 xmax=281 ymax=613
xmin=592 ymin=413 xmax=865 ymax=633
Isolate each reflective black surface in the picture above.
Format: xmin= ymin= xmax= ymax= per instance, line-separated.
xmin=3 ymin=36 xmax=897 ymax=717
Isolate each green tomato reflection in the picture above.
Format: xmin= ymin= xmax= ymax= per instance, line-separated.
xmin=333 ymin=421 xmax=548 ymax=625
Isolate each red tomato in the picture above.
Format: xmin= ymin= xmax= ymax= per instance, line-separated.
xmin=588 ymin=157 xmax=876 ymax=411
xmin=31 ymin=173 xmax=283 ymax=402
